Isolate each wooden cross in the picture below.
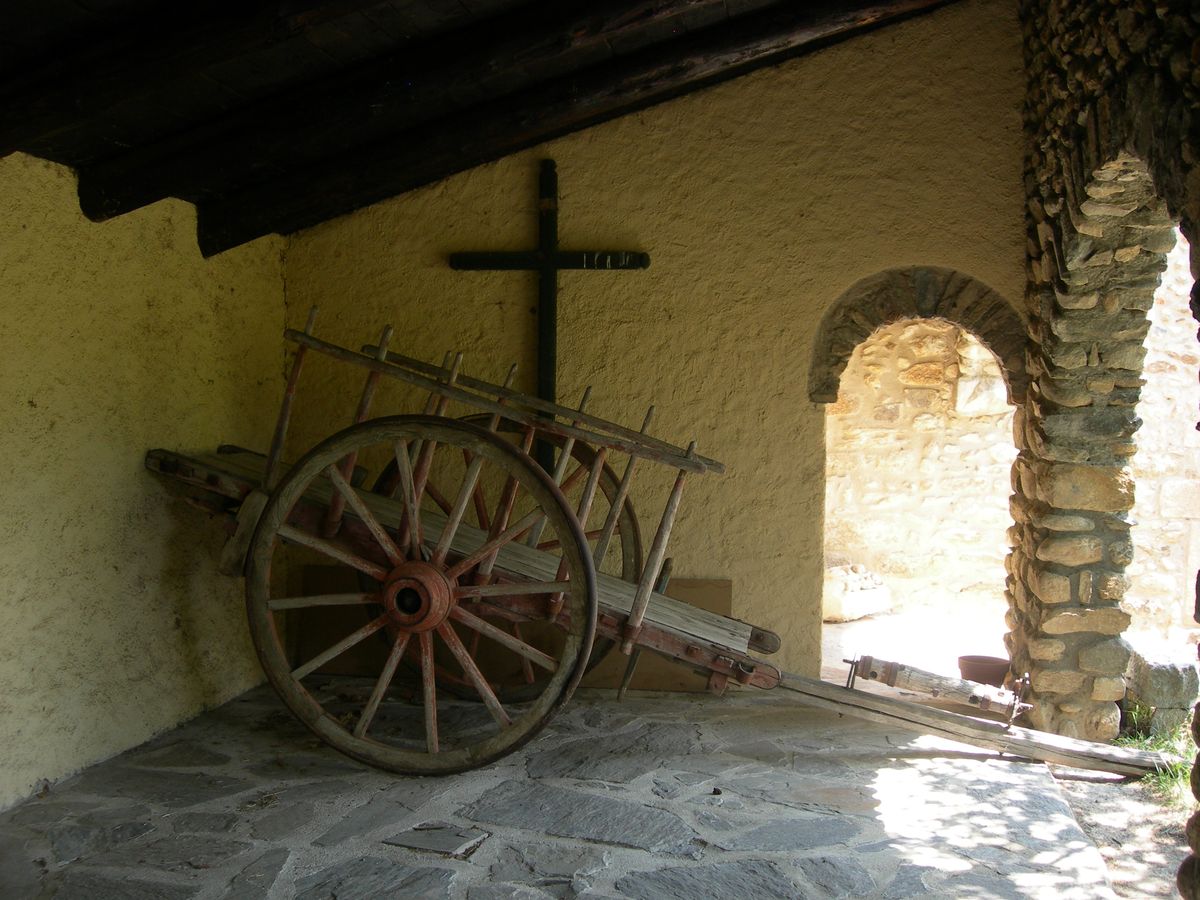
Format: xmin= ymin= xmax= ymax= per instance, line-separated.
xmin=449 ymin=159 xmax=650 ymax=410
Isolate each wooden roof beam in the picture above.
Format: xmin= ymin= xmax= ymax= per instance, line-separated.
xmin=195 ymin=0 xmax=957 ymax=255
xmin=0 ymin=0 xmax=401 ymax=161
xmin=75 ymin=0 xmax=729 ymax=222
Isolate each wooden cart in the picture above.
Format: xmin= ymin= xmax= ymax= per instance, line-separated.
xmin=148 ymin=312 xmax=1169 ymax=778
xmin=147 ymin=310 xmax=781 ymax=775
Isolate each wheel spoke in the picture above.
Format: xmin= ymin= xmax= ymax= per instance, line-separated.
xmin=525 ymin=458 xmax=590 ymax=549
xmin=445 ymin=508 xmax=544 ymax=580
xmin=432 ymin=455 xmax=485 ymax=565
xmin=268 ymin=592 xmax=376 ymax=611
xmin=292 ymin=613 xmax=389 ymax=680
xmin=392 ymin=441 xmax=423 ymax=559
xmin=464 ymin=450 xmax=492 ymax=531
xmin=450 ymin=606 xmax=558 ymax=672
xmin=437 ymin=622 xmax=512 ymax=727
xmin=420 ymin=632 xmax=439 ymax=753
xmin=538 ymin=529 xmax=601 ymax=551
xmin=557 ymin=461 xmax=591 ymax=495
xmin=327 ymin=465 xmax=403 ymax=566
xmin=512 ymin=622 xmax=536 ymax=683
xmin=278 ymin=524 xmax=389 ymax=581
xmin=460 ymin=600 xmax=525 ymax=624
xmin=412 ymin=439 xmax=439 ymax=505
xmin=574 ymin=448 xmax=608 ymax=527
xmin=455 ymin=581 xmax=572 ymax=599
xmin=354 ymin=633 xmax=411 ymax=738
xmin=485 ymin=426 xmax=536 ymax=562
xmin=424 ymin=480 xmax=453 ymax=515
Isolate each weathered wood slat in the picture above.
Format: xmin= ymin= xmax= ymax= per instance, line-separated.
xmin=364 ymin=345 xmax=721 ymax=473
xmin=150 ymin=447 xmax=752 ymax=654
xmin=777 ymin=671 xmax=1173 ymax=778
xmin=852 ymin=653 xmax=1027 ymax=716
xmin=290 ymin=330 xmax=722 ymax=474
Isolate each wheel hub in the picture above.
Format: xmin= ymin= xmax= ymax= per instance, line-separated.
xmin=380 ymin=561 xmax=454 ymax=632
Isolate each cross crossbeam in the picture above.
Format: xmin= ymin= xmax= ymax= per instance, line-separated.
xmin=449 ymin=159 xmax=650 ymax=412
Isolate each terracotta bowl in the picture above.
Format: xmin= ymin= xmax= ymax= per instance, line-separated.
xmin=958 ymin=655 xmax=1010 ymax=687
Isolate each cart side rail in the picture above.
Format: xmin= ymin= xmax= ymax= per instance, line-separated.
xmin=360 ymin=341 xmax=725 ymax=474
xmin=288 ymin=329 xmax=722 ymax=475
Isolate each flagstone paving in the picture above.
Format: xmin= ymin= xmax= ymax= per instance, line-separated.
xmin=0 ymin=683 xmax=1114 ymax=898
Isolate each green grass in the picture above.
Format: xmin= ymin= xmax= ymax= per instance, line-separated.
xmin=1115 ymin=699 xmax=1195 ymax=807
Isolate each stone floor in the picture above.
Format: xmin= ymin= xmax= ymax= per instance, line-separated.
xmin=0 ymin=680 xmax=1116 ymax=900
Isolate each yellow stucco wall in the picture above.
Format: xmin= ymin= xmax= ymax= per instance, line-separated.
xmin=0 ymin=153 xmax=283 ymax=809
xmin=282 ymin=0 xmax=1027 ymax=679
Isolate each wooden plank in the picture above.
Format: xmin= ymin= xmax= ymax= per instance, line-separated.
xmin=776 ymin=671 xmax=1173 ymax=778
xmin=192 ymin=0 xmax=957 ymax=253
xmin=151 ymin=447 xmax=751 ymax=653
xmin=583 ymin=578 xmax=733 ymax=691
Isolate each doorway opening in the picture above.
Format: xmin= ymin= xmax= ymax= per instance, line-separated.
xmin=821 ymin=318 xmax=1016 ymax=680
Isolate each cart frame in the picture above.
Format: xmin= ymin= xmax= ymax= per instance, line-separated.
xmin=147 ymin=310 xmax=780 ymax=774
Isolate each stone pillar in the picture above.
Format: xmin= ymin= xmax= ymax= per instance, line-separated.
xmin=1016 ymin=3 xmax=1200 ymax=895
xmin=1184 ymin=249 xmax=1200 ymax=900
xmin=1008 ymin=155 xmax=1171 ymax=741
xmin=1182 ymin=694 xmax=1200 ymax=899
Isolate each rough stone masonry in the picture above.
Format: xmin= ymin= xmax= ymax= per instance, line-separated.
xmin=1015 ymin=1 xmax=1200 ymax=895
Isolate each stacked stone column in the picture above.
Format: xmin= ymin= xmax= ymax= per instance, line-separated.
xmin=1016 ymin=2 xmax=1200 ymax=893
xmin=1008 ymin=155 xmax=1172 ymax=741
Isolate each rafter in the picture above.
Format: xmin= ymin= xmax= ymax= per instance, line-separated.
xmin=195 ymin=0 xmax=955 ymax=255
xmin=75 ymin=0 xmax=727 ymax=221
xmin=0 ymin=0 xmax=959 ymax=254
xmin=0 ymin=1 xmax=399 ymax=161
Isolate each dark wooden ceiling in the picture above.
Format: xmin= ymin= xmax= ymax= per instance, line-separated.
xmin=2 ymin=0 xmax=955 ymax=255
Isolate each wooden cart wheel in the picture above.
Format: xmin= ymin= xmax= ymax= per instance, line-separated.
xmin=370 ymin=416 xmax=642 ymax=700
xmin=245 ymin=415 xmax=597 ymax=775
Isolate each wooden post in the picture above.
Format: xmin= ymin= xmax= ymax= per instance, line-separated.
xmin=322 ymin=325 xmax=392 ymax=537
xmin=592 ymin=405 xmax=653 ymax=567
xmin=263 ymin=305 xmax=317 ymax=492
xmin=526 ymin=386 xmax=591 ymax=550
xmin=851 ymin=654 xmax=1028 ymax=719
xmin=621 ymin=442 xmax=695 ymax=653
xmin=412 ymin=352 xmax=463 ymax=499
xmin=617 ymin=557 xmax=673 ymax=701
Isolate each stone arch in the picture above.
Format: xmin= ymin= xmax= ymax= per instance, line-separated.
xmin=1012 ymin=151 xmax=1176 ymax=744
xmin=985 ymin=3 xmax=1200 ymax=748
xmin=1000 ymin=4 xmax=1200 ymax=883
xmin=808 ymin=267 xmax=1029 ymax=406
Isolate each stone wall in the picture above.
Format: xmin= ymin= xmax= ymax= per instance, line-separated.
xmin=821 ymin=230 xmax=1200 ymax=641
xmin=1014 ymin=2 xmax=1200 ymax=892
xmin=824 ymin=319 xmax=1016 ymax=614
xmin=1128 ymin=229 xmax=1200 ymax=637
xmin=1014 ymin=0 xmax=1200 ymax=752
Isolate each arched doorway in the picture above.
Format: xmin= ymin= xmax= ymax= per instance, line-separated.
xmin=810 ymin=267 xmax=1026 ymax=679
xmin=822 ymin=318 xmax=1016 ymax=675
